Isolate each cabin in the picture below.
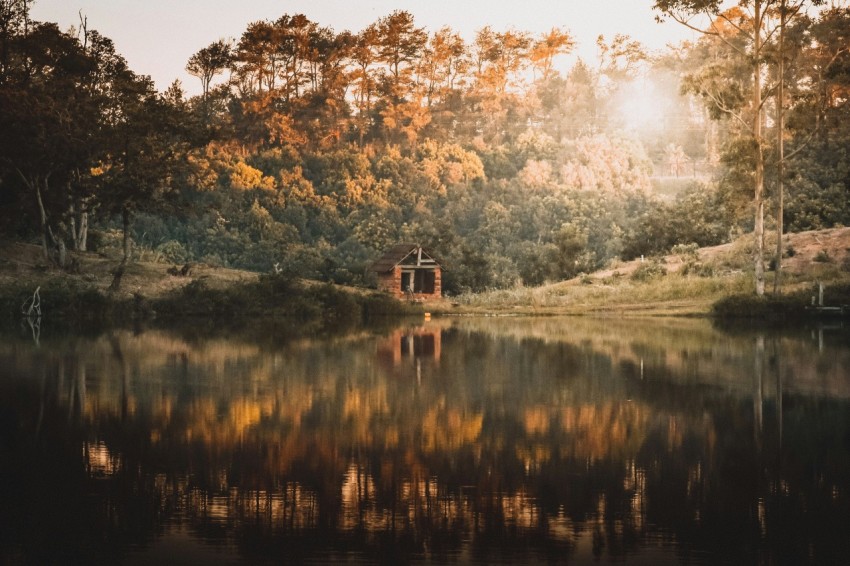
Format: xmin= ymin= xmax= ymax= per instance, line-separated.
xmin=370 ymin=244 xmax=443 ymax=299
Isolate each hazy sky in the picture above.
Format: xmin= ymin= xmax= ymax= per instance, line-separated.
xmin=30 ymin=0 xmax=697 ymax=95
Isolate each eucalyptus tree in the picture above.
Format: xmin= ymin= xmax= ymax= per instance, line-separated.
xmin=654 ymin=0 xmax=822 ymax=296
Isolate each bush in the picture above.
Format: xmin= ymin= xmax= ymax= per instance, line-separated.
xmin=671 ymin=243 xmax=700 ymax=262
xmin=712 ymin=292 xmax=808 ymax=320
xmin=156 ymin=240 xmax=189 ymax=263
xmin=630 ymin=259 xmax=667 ymax=282
xmin=680 ymin=261 xmax=715 ymax=277
xmin=813 ymin=249 xmax=833 ymax=263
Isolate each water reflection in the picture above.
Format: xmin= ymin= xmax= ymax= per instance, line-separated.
xmin=1 ymin=317 xmax=849 ymax=564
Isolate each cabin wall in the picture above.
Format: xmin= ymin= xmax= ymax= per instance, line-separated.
xmin=377 ymin=266 xmax=441 ymax=299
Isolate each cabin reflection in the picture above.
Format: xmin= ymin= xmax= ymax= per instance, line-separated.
xmin=377 ymin=325 xmax=442 ymax=369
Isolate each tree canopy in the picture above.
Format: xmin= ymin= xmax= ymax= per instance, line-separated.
xmin=2 ymin=2 xmax=849 ymax=294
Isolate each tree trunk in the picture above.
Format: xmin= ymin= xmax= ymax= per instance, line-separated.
xmin=752 ymin=0 xmax=765 ymax=297
xmin=32 ymin=175 xmax=51 ymax=262
xmin=69 ymin=202 xmax=88 ymax=252
xmin=77 ymin=210 xmax=88 ymax=252
xmin=70 ymin=202 xmax=78 ymax=249
xmin=56 ymin=235 xmax=67 ymax=268
xmin=774 ymin=1 xmax=786 ymax=296
xmin=122 ymin=205 xmax=132 ymax=263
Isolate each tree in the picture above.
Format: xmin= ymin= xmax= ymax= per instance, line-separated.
xmin=653 ymin=0 xmax=822 ymax=296
xmin=470 ymin=27 xmax=532 ymax=141
xmin=0 ymin=0 xmax=33 ymax=84
xmin=374 ymin=11 xmax=429 ymax=145
xmin=0 ymin=20 xmax=103 ymax=265
xmin=350 ymin=24 xmax=379 ymax=147
xmin=97 ymin=74 xmax=190 ymax=264
xmin=186 ymin=38 xmax=231 ymax=99
xmin=596 ymin=33 xmax=647 ymax=82
xmin=529 ymin=28 xmax=575 ymax=82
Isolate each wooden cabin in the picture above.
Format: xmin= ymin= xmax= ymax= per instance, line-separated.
xmin=370 ymin=244 xmax=442 ymax=299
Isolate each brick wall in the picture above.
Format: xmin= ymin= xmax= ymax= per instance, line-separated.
xmin=377 ymin=266 xmax=441 ymax=299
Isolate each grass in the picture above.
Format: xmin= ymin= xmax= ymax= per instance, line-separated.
xmin=444 ymin=259 xmax=850 ymax=318
xmin=445 ymin=270 xmax=755 ymax=316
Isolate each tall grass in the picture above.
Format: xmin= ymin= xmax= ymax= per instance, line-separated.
xmin=451 ymin=271 xmax=755 ymax=315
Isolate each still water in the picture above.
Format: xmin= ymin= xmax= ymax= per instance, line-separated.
xmin=1 ymin=316 xmax=849 ymax=565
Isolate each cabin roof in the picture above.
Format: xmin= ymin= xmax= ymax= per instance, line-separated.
xmin=369 ymin=243 xmax=442 ymax=273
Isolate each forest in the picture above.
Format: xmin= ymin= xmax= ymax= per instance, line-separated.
xmin=1 ymin=0 xmax=849 ymax=296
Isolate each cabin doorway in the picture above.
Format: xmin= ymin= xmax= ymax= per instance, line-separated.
xmin=401 ymin=270 xmax=436 ymax=294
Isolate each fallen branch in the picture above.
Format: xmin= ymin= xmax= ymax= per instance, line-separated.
xmin=21 ymin=286 xmax=41 ymax=317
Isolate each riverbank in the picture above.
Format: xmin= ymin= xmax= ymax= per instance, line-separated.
xmin=2 ymin=227 xmax=850 ymax=323
xmin=0 ymin=241 xmax=420 ymax=329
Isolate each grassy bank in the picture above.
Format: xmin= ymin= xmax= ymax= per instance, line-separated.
xmin=442 ymin=271 xmax=850 ymax=318
xmin=1 ymin=269 xmax=421 ymax=331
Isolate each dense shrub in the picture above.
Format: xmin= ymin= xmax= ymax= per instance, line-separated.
xmin=630 ymin=259 xmax=667 ymax=282
xmin=712 ymin=293 xmax=808 ymax=320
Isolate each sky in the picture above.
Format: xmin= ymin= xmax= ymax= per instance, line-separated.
xmin=30 ymin=0 xmax=698 ymax=96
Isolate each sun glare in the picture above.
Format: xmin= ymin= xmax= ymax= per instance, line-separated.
xmin=615 ymin=79 xmax=667 ymax=133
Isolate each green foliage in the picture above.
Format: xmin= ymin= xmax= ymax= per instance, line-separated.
xmin=4 ymin=0 xmax=849 ymax=302
xmin=156 ymin=240 xmax=190 ymax=264
xmin=712 ymin=292 xmax=809 ymax=321
xmin=671 ymin=243 xmax=700 ymax=262
xmin=680 ymin=260 xmax=715 ymax=278
xmin=622 ymin=182 xmax=731 ymax=260
xmin=149 ymin=274 xmax=418 ymax=326
xmin=630 ymin=259 xmax=667 ymax=282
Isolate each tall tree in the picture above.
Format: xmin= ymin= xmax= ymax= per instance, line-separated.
xmin=350 ymin=24 xmax=379 ymax=147
xmin=529 ymin=27 xmax=575 ymax=82
xmin=186 ymin=38 xmax=231 ymax=99
xmin=0 ymin=0 xmax=33 ymax=84
xmin=471 ymin=26 xmax=532 ymax=141
xmin=654 ymin=0 xmax=821 ymax=296
xmin=375 ymin=10 xmax=428 ymax=145
xmin=0 ymin=20 xmax=104 ymax=265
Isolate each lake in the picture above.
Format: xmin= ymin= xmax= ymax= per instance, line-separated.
xmin=1 ymin=316 xmax=849 ymax=564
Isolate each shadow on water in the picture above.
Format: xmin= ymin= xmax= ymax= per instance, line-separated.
xmin=1 ymin=316 xmax=849 ymax=564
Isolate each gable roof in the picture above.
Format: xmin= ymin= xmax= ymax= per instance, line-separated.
xmin=369 ymin=243 xmax=442 ymax=273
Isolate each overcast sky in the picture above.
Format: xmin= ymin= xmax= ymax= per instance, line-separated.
xmin=30 ymin=0 xmax=697 ymax=95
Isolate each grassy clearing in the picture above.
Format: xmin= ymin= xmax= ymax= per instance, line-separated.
xmin=445 ymin=271 xmax=755 ymax=316
xmin=443 ymin=257 xmax=850 ymax=317
xmin=441 ymin=227 xmax=850 ymax=317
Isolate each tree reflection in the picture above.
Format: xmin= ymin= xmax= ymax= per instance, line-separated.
xmin=1 ymin=319 xmax=849 ymax=563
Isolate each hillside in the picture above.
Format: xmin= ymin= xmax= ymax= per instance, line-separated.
xmin=2 ymin=227 xmax=850 ymax=318
xmin=588 ymin=227 xmax=850 ymax=278
xmin=444 ymin=227 xmax=850 ymax=316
